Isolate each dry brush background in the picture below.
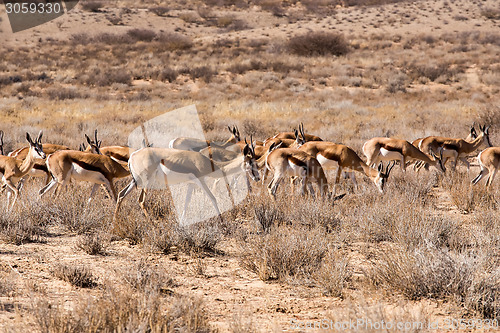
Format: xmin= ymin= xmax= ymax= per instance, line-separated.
xmin=0 ymin=0 xmax=500 ymax=331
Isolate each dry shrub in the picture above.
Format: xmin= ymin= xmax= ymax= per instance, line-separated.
xmin=441 ymin=171 xmax=476 ymax=213
xmin=127 ymin=28 xmax=157 ymax=42
xmin=287 ymin=32 xmax=350 ymax=57
xmin=178 ymin=222 xmax=222 ymax=254
xmin=149 ymin=6 xmax=169 ymax=17
xmin=46 ymin=86 xmax=85 ymax=100
xmin=466 ymin=268 xmax=500 ymax=320
xmin=239 ymin=225 xmax=327 ymax=281
xmin=32 ymin=289 xmax=209 ymax=333
xmin=47 ymin=190 xmax=110 ymax=234
xmin=314 ymin=250 xmax=351 ymax=298
xmin=52 ymin=263 xmax=97 ymax=288
xmin=405 ymin=61 xmax=463 ymax=83
xmin=120 ymin=261 xmax=176 ymax=292
xmin=80 ymin=66 xmax=132 ymax=87
xmin=482 ymin=8 xmax=500 ymax=20
xmin=75 ymin=232 xmax=109 ymax=255
xmin=368 ymin=246 xmax=482 ymax=301
xmin=186 ymin=66 xmax=217 ymax=83
xmin=0 ymin=199 xmax=50 ymax=245
xmin=155 ymin=33 xmax=193 ymax=51
xmin=253 ymin=200 xmax=288 ymax=233
xmin=80 ymin=0 xmax=104 ymax=12
xmin=257 ymin=0 xmax=285 ymax=16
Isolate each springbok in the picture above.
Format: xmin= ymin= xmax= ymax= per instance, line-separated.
xmin=81 ymin=130 xmax=130 ymax=164
xmin=8 ymin=138 xmax=69 ymax=187
xmin=0 ymin=132 xmax=45 ymax=210
xmin=113 ymin=141 xmax=260 ymax=222
xmin=472 ymin=147 xmax=500 ymax=187
xmin=39 ymin=148 xmax=130 ymax=202
xmin=264 ymin=142 xmax=332 ymax=199
xmin=412 ymin=125 xmax=478 ymax=170
xmin=169 ymin=125 xmax=241 ymax=152
xmin=299 ymin=141 xmax=394 ymax=193
xmin=418 ymin=125 xmax=491 ymax=171
xmin=264 ymin=123 xmax=322 ymax=145
xmin=363 ymin=137 xmax=445 ymax=173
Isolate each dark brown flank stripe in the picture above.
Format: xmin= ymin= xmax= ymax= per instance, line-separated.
xmin=380 ymin=143 xmax=403 ymax=154
xmin=33 ymin=164 xmax=48 ymax=172
xmin=72 ymin=159 xmax=105 ymax=174
xmin=287 ymin=155 xmax=308 ymax=168
xmin=109 ymin=152 xmax=128 ymax=162
xmin=442 ymin=143 xmax=459 ymax=150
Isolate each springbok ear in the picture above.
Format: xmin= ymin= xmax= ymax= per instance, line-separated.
xmin=37 ymin=131 xmax=43 ymax=143
xmin=243 ymin=144 xmax=251 ymax=157
xmin=268 ymin=142 xmax=276 ymax=152
xmin=0 ymin=130 xmax=4 ymax=140
xmin=378 ymin=162 xmax=383 ymax=172
xmin=98 ymin=140 xmax=102 ymax=148
xmin=85 ymin=134 xmax=92 ymax=144
xmin=228 ymin=126 xmax=232 ymax=133
xmin=485 ymin=125 xmax=490 ymax=134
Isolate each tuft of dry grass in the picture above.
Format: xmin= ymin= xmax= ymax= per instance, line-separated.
xmin=51 ymin=263 xmax=98 ymax=288
xmin=239 ymin=224 xmax=327 ymax=281
xmin=31 ymin=288 xmax=210 ymax=333
xmin=75 ymin=232 xmax=109 ymax=255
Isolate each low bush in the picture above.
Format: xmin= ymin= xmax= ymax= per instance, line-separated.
xmin=287 ymin=32 xmax=350 ymax=57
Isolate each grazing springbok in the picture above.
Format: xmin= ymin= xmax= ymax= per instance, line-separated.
xmin=169 ymin=125 xmax=241 ymax=152
xmin=363 ymin=137 xmax=445 ymax=173
xmin=472 ymin=147 xmax=500 ymax=187
xmin=264 ymin=123 xmax=322 ymax=145
xmin=418 ymin=125 xmax=492 ymax=171
xmin=264 ymin=142 xmax=332 ymax=199
xmin=298 ymin=141 xmax=394 ymax=193
xmin=113 ymin=141 xmax=260 ymax=222
xmin=39 ymin=147 xmax=130 ymax=202
xmin=0 ymin=132 xmax=45 ymax=210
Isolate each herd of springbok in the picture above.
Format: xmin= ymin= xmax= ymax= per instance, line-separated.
xmin=0 ymin=122 xmax=498 ymax=221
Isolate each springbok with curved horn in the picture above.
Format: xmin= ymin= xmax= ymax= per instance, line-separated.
xmin=264 ymin=123 xmax=322 ymax=145
xmin=169 ymin=125 xmax=241 ymax=152
xmin=0 ymin=132 xmax=45 ymax=210
xmin=363 ymin=137 xmax=445 ymax=173
xmin=412 ymin=124 xmax=478 ymax=170
xmin=299 ymin=141 xmax=394 ymax=193
xmin=472 ymin=147 xmax=500 ymax=187
xmin=113 ymin=140 xmax=260 ymax=222
xmin=418 ymin=125 xmax=491 ymax=171
xmin=39 ymin=144 xmax=130 ymax=202
xmin=82 ymin=130 xmax=130 ymax=164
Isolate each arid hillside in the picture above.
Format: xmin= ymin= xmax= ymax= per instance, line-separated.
xmin=0 ymin=0 xmax=499 ymax=331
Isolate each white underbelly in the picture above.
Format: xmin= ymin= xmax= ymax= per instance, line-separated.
xmin=285 ymin=161 xmax=307 ymax=177
xmin=316 ymin=154 xmax=338 ymax=169
xmin=70 ymin=163 xmax=107 ymax=184
xmin=379 ymin=148 xmax=403 ymax=161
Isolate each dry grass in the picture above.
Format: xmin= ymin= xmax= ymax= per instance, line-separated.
xmin=51 ymin=263 xmax=98 ymax=288
xmin=1 ymin=0 xmax=500 ymax=329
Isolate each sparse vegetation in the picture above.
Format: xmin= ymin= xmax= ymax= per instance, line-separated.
xmin=1 ymin=0 xmax=500 ymax=330
xmin=287 ymin=32 xmax=350 ymax=57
